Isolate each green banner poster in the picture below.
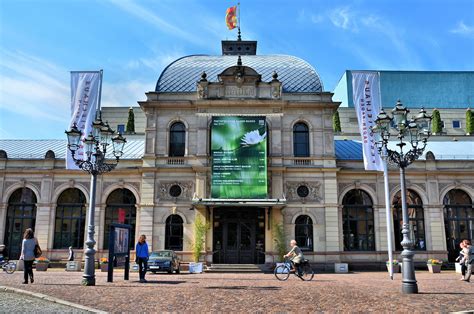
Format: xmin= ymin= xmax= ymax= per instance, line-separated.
xmin=211 ymin=116 xmax=267 ymax=199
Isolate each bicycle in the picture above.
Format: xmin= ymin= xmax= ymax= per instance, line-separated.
xmin=0 ymin=258 xmax=17 ymax=274
xmin=274 ymin=257 xmax=314 ymax=281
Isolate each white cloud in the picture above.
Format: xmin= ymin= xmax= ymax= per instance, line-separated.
xmin=0 ymin=50 xmax=70 ymax=122
xmin=101 ymin=80 xmax=153 ymax=108
xmin=451 ymin=21 xmax=474 ymax=37
xmin=107 ymin=0 xmax=203 ymax=46
xmin=329 ymin=7 xmax=355 ymax=31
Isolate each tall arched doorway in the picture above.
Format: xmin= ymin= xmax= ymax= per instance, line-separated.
xmin=104 ymin=189 xmax=137 ymax=250
xmin=342 ymin=189 xmax=375 ymax=251
xmin=4 ymin=187 xmax=37 ymax=259
xmin=53 ymin=188 xmax=86 ymax=249
xmin=443 ymin=189 xmax=473 ymax=261
xmin=392 ymin=189 xmax=426 ymax=251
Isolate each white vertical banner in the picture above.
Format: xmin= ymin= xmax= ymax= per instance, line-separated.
xmin=352 ymin=71 xmax=384 ymax=171
xmin=67 ymin=71 xmax=102 ymax=170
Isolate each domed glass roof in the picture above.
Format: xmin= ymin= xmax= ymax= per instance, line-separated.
xmin=156 ymin=55 xmax=323 ymax=93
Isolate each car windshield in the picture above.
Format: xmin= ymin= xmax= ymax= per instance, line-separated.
xmin=150 ymin=251 xmax=172 ymax=258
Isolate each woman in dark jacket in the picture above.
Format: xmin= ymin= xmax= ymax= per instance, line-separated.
xmin=136 ymin=234 xmax=149 ymax=283
xmin=20 ymin=228 xmax=37 ymax=284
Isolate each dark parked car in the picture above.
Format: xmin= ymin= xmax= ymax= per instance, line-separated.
xmin=147 ymin=250 xmax=180 ymax=274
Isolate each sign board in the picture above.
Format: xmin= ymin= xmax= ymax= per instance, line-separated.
xmin=211 ymin=116 xmax=267 ymax=199
xmin=107 ymin=223 xmax=131 ymax=282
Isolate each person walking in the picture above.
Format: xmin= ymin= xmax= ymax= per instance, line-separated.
xmin=461 ymin=239 xmax=473 ymax=283
xmin=136 ymin=234 xmax=149 ymax=283
xmin=19 ymin=228 xmax=37 ymax=284
xmin=456 ymin=240 xmax=467 ymax=280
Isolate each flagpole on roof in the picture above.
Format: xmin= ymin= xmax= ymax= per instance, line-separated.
xmin=237 ymin=2 xmax=241 ymax=41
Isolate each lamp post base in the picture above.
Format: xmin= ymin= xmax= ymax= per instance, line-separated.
xmin=81 ymin=277 xmax=96 ymax=286
xmin=402 ymin=282 xmax=418 ymax=294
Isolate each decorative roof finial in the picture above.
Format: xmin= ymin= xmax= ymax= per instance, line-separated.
xmin=200 ymin=71 xmax=207 ymax=82
xmin=272 ymin=71 xmax=279 ymax=81
xmin=237 ymin=55 xmax=242 ymax=66
xmin=237 ymin=27 xmax=241 ymax=41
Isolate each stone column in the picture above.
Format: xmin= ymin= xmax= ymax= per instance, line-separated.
xmin=323 ymin=172 xmax=340 ymax=261
xmin=140 ymin=171 xmax=155 ymax=251
xmin=35 ymin=177 xmax=52 ymax=250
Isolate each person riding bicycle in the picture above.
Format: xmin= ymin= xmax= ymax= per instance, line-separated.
xmin=284 ymin=240 xmax=304 ymax=277
xmin=0 ymin=245 xmax=5 ymax=264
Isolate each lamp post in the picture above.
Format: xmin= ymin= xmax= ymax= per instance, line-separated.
xmin=65 ymin=114 xmax=126 ymax=286
xmin=372 ymin=100 xmax=432 ymax=294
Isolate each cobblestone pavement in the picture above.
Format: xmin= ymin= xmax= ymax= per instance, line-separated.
xmin=1 ymin=269 xmax=473 ymax=313
xmin=0 ymin=291 xmax=88 ymax=313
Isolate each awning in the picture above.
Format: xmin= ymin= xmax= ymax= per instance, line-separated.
xmin=192 ymin=198 xmax=286 ymax=209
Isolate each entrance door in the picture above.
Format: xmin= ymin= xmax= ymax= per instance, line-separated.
xmin=213 ymin=208 xmax=265 ymax=264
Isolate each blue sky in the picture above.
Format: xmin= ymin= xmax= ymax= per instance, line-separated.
xmin=0 ymin=0 xmax=473 ymax=139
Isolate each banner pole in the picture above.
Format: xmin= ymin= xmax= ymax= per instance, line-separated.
xmin=97 ymin=69 xmax=103 ymax=112
xmin=383 ymin=153 xmax=394 ymax=279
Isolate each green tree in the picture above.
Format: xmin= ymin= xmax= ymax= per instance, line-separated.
xmin=466 ymin=108 xmax=474 ymax=135
xmin=431 ymin=109 xmax=442 ymax=134
xmin=126 ymin=107 xmax=135 ymax=134
xmin=191 ymin=213 xmax=208 ymax=262
xmin=273 ymin=223 xmax=287 ymax=262
xmin=333 ymin=111 xmax=341 ymax=133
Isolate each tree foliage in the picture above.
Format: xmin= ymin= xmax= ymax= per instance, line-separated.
xmin=333 ymin=111 xmax=341 ymax=133
xmin=191 ymin=214 xmax=208 ymax=262
xmin=273 ymin=223 xmax=287 ymax=262
xmin=431 ymin=109 xmax=442 ymax=134
xmin=126 ymin=107 xmax=135 ymax=134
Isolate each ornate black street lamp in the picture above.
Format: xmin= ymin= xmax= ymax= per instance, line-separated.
xmin=372 ymin=100 xmax=431 ymax=294
xmin=65 ymin=114 xmax=126 ymax=286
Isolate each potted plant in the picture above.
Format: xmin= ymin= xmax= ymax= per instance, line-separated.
xmin=189 ymin=214 xmax=208 ymax=273
xmin=35 ymin=256 xmax=50 ymax=271
xmin=100 ymin=257 xmax=108 ymax=272
xmin=386 ymin=259 xmax=400 ymax=273
xmin=427 ymin=259 xmax=443 ymax=273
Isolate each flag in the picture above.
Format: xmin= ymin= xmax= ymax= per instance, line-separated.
xmin=67 ymin=71 xmax=102 ymax=170
xmin=352 ymin=71 xmax=384 ymax=171
xmin=226 ymin=5 xmax=237 ymax=30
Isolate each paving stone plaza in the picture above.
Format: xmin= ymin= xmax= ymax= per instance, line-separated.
xmin=1 ymin=270 xmax=473 ymax=312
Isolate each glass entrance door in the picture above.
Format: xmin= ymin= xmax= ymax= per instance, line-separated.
xmin=213 ymin=207 xmax=265 ymax=264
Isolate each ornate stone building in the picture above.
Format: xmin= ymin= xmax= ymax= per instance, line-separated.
xmin=0 ymin=39 xmax=473 ymax=268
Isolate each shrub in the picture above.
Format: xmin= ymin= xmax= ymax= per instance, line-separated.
xmin=431 ymin=109 xmax=442 ymax=134
xmin=427 ymin=259 xmax=443 ymax=265
xmin=333 ymin=111 xmax=341 ymax=133
xmin=466 ymin=109 xmax=473 ymax=135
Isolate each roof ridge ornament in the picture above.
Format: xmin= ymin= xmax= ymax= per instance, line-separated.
xmin=237 ymin=55 xmax=242 ymax=66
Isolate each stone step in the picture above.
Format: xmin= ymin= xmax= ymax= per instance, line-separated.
xmin=205 ymin=264 xmax=267 ymax=273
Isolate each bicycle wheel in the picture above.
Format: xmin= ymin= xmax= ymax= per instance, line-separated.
xmin=5 ymin=262 xmax=16 ymax=274
xmin=300 ymin=263 xmax=314 ymax=281
xmin=274 ymin=264 xmax=290 ymax=281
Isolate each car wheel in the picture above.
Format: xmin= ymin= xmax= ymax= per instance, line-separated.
xmin=167 ymin=269 xmax=172 ymax=274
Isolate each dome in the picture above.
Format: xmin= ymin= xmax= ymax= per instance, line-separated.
xmin=156 ymin=55 xmax=323 ymax=93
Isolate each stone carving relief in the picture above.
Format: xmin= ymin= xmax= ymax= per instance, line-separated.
xmin=157 ymin=181 xmax=194 ymax=201
xmin=285 ymin=181 xmax=322 ymax=202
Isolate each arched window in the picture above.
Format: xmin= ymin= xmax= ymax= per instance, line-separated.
xmin=342 ymin=189 xmax=375 ymax=251
xmin=392 ymin=189 xmax=425 ymax=251
xmin=169 ymin=122 xmax=185 ymax=157
xmin=293 ymin=122 xmax=309 ymax=157
xmin=295 ymin=215 xmax=313 ymax=251
xmin=53 ymin=188 xmax=86 ymax=249
xmin=443 ymin=189 xmax=473 ymax=262
xmin=165 ymin=215 xmax=183 ymax=251
xmin=104 ymin=189 xmax=136 ymax=250
xmin=4 ymin=188 xmax=37 ymax=259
